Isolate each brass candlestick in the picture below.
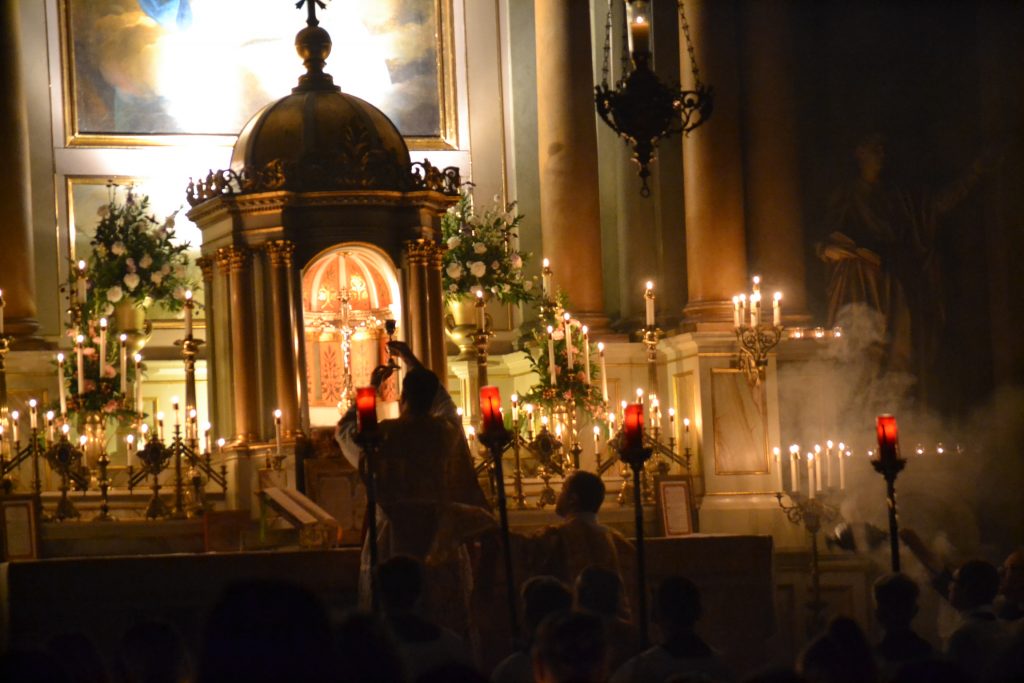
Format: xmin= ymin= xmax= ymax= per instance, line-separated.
xmin=45 ymin=434 xmax=89 ymax=522
xmin=129 ymin=435 xmax=172 ymax=520
xmin=776 ymin=491 xmax=841 ymax=636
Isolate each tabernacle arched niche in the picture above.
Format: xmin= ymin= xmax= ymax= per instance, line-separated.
xmin=303 ymin=243 xmax=402 ymax=427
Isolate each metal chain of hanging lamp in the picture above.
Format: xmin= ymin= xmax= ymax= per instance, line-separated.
xmin=595 ymin=0 xmax=713 ymax=197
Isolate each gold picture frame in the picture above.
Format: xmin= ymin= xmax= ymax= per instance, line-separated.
xmin=654 ymin=475 xmax=693 ymax=537
xmin=58 ymin=0 xmax=458 ymax=150
xmin=63 ymin=175 xmax=205 ymax=326
xmin=1 ymin=496 xmax=40 ymax=561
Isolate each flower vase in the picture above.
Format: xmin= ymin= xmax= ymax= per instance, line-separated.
xmin=113 ymin=300 xmax=152 ymax=353
xmin=78 ymin=412 xmax=108 ymax=470
xmin=444 ymin=295 xmax=490 ymax=360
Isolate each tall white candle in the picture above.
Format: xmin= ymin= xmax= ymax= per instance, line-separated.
xmin=28 ymin=399 xmax=38 ymax=430
xmin=119 ymin=334 xmax=128 ymax=393
xmin=645 ymin=281 xmax=655 ymax=326
xmin=750 ymin=292 xmax=761 ymax=327
xmin=839 ymin=448 xmax=848 ymax=490
xmin=773 ymin=292 xmax=782 ymax=327
xmin=542 ymin=258 xmax=552 ymax=296
xmin=56 ymin=353 xmax=67 ymax=416
xmin=825 ymin=440 xmax=834 ymax=488
xmin=10 ymin=410 xmax=19 ymax=444
xmin=807 ymin=453 xmax=816 ymax=499
xmin=76 ymin=335 xmax=86 ymax=396
xmin=475 ymin=290 xmax=485 ymax=329
xmin=274 ymin=409 xmax=283 ymax=455
xmin=789 ymin=445 xmax=800 ymax=493
xmin=76 ymin=260 xmax=87 ymax=305
xmin=184 ymin=290 xmax=194 ymax=338
xmin=683 ymin=417 xmax=692 ymax=449
xmin=582 ymin=326 xmax=591 ymax=384
xmin=773 ymin=447 xmax=783 ymax=492
xmin=598 ymin=342 xmax=608 ymax=402
xmin=134 ymin=353 xmax=143 ymax=413
xmin=547 ymin=326 xmax=556 ymax=384
xmin=814 ymin=444 xmax=823 ymax=490
xmin=98 ymin=317 xmax=108 ymax=376
xmin=203 ymin=422 xmax=212 ymax=453
xmin=563 ymin=314 xmax=574 ymax=369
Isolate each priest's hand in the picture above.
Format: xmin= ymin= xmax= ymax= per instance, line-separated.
xmin=386 ymin=340 xmax=424 ymax=370
xmin=370 ymin=364 xmax=394 ymax=390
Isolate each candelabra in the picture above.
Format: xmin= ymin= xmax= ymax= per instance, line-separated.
xmin=2 ymin=416 xmax=48 ymax=510
xmin=776 ymin=491 xmax=842 ymax=636
xmin=128 ymin=423 xmax=227 ymax=520
xmin=735 ymin=323 xmax=783 ymax=386
xmin=733 ymin=279 xmax=784 ymax=385
xmin=594 ymin=0 xmax=713 ymax=196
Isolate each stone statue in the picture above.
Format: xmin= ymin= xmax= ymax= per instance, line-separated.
xmin=819 ymin=132 xmax=991 ymax=377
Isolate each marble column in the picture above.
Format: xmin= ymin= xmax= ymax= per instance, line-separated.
xmin=425 ymin=243 xmax=448 ymax=380
xmin=219 ymin=245 xmax=259 ymax=444
xmin=534 ymin=0 xmax=608 ymax=330
xmin=264 ymin=240 xmax=302 ymax=439
xmin=740 ymin=0 xmax=809 ymax=319
xmin=680 ymin=0 xmax=748 ymax=328
xmin=0 ymin=0 xmax=39 ymax=342
xmin=196 ymin=256 xmax=218 ymax=430
xmin=402 ymin=240 xmax=431 ymax=374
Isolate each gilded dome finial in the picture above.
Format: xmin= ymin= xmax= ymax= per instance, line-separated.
xmin=293 ymin=0 xmax=339 ymax=92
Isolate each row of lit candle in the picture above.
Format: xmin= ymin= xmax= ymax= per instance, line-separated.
xmin=774 ymin=441 xmax=850 ymax=497
xmin=732 ymin=276 xmax=782 ymax=329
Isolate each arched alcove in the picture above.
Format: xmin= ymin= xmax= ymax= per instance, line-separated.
xmin=302 ymin=243 xmax=401 ymax=426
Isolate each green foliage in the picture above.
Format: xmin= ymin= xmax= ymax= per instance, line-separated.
xmin=440 ymin=188 xmax=538 ymax=305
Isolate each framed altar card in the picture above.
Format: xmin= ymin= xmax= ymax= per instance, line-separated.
xmin=655 ymin=476 xmax=694 ymax=537
xmin=1 ymin=496 xmax=40 ymax=561
xmin=59 ymin=0 xmax=457 ymax=148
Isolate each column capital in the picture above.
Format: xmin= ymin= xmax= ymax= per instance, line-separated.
xmin=196 ymin=255 xmax=215 ymax=282
xmin=404 ymin=238 xmax=444 ymax=266
xmin=264 ymin=239 xmax=296 ymax=269
xmin=217 ymin=245 xmax=252 ymax=273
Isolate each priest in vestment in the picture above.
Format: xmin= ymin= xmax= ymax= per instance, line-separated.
xmin=337 ymin=343 xmax=493 ymax=637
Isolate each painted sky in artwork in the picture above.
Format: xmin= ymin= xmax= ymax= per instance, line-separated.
xmin=68 ymin=0 xmax=441 ymax=137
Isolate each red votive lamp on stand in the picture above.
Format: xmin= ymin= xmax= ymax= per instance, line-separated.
xmin=355 ymin=385 xmax=381 ymax=609
xmin=478 ymin=386 xmax=519 ymax=642
xmin=873 ymin=413 xmax=906 ymax=572
xmin=617 ymin=402 xmax=653 ymax=646
xmin=356 ymin=387 xmax=378 ymax=434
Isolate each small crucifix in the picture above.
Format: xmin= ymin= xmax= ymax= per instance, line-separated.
xmin=295 ymin=0 xmax=327 ymax=26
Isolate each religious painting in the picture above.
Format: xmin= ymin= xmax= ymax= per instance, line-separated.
xmin=65 ymin=176 xmax=204 ymax=325
xmin=59 ymin=0 xmax=456 ymax=148
xmin=710 ymin=369 xmax=769 ymax=475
